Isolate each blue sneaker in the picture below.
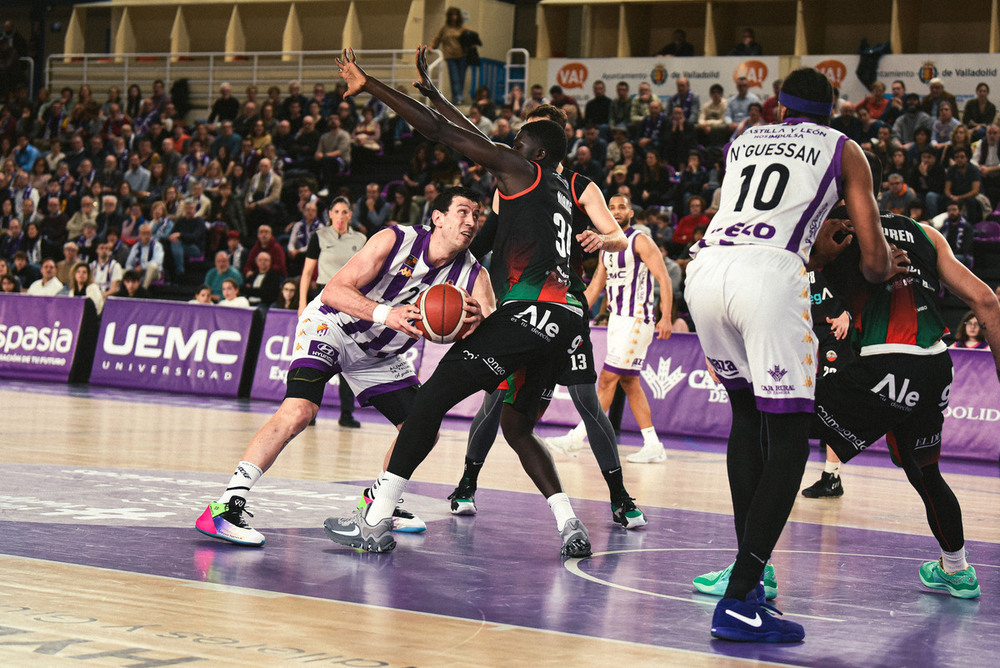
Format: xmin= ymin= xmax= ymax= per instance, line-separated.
xmin=693 ymin=561 xmax=778 ymax=600
xmin=711 ymin=584 xmax=804 ymax=643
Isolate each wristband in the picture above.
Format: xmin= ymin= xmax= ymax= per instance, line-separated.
xmin=372 ymin=303 xmax=391 ymax=325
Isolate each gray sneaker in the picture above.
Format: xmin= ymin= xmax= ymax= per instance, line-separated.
xmin=323 ymin=509 xmax=396 ymax=553
xmin=560 ymin=518 xmax=592 ymax=558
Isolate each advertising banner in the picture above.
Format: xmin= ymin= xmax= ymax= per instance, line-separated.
xmin=613 ymin=332 xmax=733 ymax=439
xmin=546 ymin=56 xmax=783 ymax=106
xmin=940 ymin=348 xmax=1000 ymax=461
xmin=90 ymin=298 xmax=254 ymax=396
xmin=250 ymin=308 xmax=425 ymax=408
xmin=801 ymin=54 xmax=1000 ymax=109
xmin=0 ymin=294 xmax=88 ymax=383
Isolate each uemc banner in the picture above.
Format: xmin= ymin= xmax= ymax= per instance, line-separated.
xmin=250 ymin=308 xmax=424 ymax=407
xmin=0 ymin=294 xmax=87 ymax=383
xmin=91 ymin=298 xmax=253 ymax=396
xmin=546 ymin=56 xmax=782 ymax=107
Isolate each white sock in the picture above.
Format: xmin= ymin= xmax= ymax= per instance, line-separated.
xmin=366 ymin=472 xmax=407 ymax=525
xmin=824 ymin=460 xmax=841 ymax=476
xmin=941 ymin=548 xmax=968 ymax=573
xmin=640 ymin=426 xmax=659 ymax=446
xmin=219 ymin=461 xmax=263 ymax=503
xmin=547 ymin=492 xmax=575 ymax=531
xmin=568 ymin=422 xmax=586 ymax=439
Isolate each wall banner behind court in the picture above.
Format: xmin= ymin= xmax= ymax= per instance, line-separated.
xmin=546 ymin=56 xmax=782 ymax=106
xmin=0 ymin=294 xmax=87 ymax=383
xmin=801 ymin=54 xmax=1000 ymax=109
xmin=90 ymin=298 xmax=254 ymax=396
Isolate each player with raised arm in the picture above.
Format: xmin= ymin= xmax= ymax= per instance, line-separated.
xmin=196 ymin=186 xmax=493 ymax=546
xmin=406 ymin=70 xmax=646 ymax=529
xmin=323 ymin=48 xmax=618 ymax=557
xmin=685 ymin=68 xmax=894 ymax=642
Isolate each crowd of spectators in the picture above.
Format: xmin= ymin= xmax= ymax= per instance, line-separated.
xmin=1 ymin=31 xmax=998 ymax=335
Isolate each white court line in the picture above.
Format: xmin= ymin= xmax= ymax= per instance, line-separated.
xmin=564 ymin=546 xmax=996 ymax=623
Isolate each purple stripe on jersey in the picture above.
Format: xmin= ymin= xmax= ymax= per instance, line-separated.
xmin=756 ymin=396 xmax=815 ymax=414
xmin=341 ymin=319 xmax=374 ymax=336
xmin=360 ymin=226 xmax=405 ymax=295
xmin=382 ymin=227 xmax=432 ymax=300
xmin=463 ymin=262 xmax=479 ymax=294
xmin=445 ymin=253 xmax=467 ymax=285
xmin=319 ymin=304 xmax=338 ymax=316
xmin=602 ymin=362 xmax=641 ymax=377
xmin=786 ymin=147 xmax=839 ymax=254
xmin=832 ymin=135 xmax=847 ymax=200
xmin=644 ymin=272 xmax=654 ymax=322
xmin=357 ymin=328 xmax=401 ymax=354
xmin=357 ymin=376 xmax=420 ymax=407
xmin=626 ymin=233 xmax=640 ymax=318
xmin=289 ymin=356 xmax=342 ymax=375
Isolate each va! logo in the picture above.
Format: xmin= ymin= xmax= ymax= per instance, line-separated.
xmin=641 ymin=357 xmax=687 ymax=400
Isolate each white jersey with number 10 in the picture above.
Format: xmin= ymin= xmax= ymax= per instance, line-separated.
xmin=692 ymin=120 xmax=848 ymax=264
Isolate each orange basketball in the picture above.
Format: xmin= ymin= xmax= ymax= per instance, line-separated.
xmin=414 ymin=283 xmax=471 ymax=343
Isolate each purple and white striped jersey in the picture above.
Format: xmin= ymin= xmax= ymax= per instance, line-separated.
xmin=601 ymin=227 xmax=655 ymax=323
xmin=307 ymin=225 xmax=482 ymax=359
xmin=693 ymin=119 xmax=848 ymax=264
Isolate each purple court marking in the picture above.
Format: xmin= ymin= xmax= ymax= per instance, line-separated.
xmin=3 ymin=473 xmax=998 ymax=667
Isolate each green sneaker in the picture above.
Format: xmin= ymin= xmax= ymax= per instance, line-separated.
xmin=693 ymin=560 xmax=778 ymax=600
xmin=919 ymin=558 xmax=980 ymax=599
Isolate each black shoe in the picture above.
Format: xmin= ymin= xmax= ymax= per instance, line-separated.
xmin=801 ymin=471 xmax=844 ymax=498
xmin=338 ymin=415 xmax=361 ymax=429
xmin=448 ymin=480 xmax=477 ymax=515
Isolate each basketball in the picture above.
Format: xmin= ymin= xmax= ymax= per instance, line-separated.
xmin=413 ymin=283 xmax=470 ymax=343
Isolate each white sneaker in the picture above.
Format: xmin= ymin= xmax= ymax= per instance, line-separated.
xmin=627 ymin=441 xmax=666 ymax=463
xmin=546 ymin=430 xmax=586 ymax=455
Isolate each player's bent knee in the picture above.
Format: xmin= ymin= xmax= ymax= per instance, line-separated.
xmin=278 ymin=398 xmax=319 ymax=433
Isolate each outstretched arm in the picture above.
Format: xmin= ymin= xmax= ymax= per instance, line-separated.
xmin=576 ymin=180 xmax=627 ymax=253
xmin=924 ymin=223 xmax=1000 ymax=379
xmin=412 ymin=46 xmax=489 ymax=140
xmin=337 ymin=48 xmax=533 ymax=194
xmin=583 ymin=261 xmax=607 ymax=312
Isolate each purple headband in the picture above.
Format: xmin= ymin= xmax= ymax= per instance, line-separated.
xmin=779 ymin=91 xmax=833 ymax=116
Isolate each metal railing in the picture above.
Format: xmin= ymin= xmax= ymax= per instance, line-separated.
xmin=504 ymin=48 xmax=530 ymax=101
xmin=45 ymin=49 xmax=445 ymax=113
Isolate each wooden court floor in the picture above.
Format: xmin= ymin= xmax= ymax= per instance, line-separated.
xmin=2 ymin=381 xmax=998 ymax=667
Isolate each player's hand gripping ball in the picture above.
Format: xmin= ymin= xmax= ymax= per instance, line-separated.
xmin=413 ymin=283 xmax=472 ymax=343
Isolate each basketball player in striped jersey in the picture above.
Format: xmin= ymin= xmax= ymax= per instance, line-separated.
xmin=196 ymin=186 xmax=494 ymax=547
xmin=685 ymin=68 xmax=894 ymax=642
xmin=325 ymin=48 xmax=621 ymax=557
xmin=567 ymin=193 xmax=674 ymax=463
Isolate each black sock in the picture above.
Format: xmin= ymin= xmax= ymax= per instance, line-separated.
xmin=461 ymin=457 xmax=485 ymax=489
xmin=602 ymin=466 xmax=628 ymax=502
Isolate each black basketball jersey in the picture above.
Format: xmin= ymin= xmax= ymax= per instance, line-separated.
xmin=825 ymin=213 xmax=946 ymax=352
xmin=492 ymin=162 xmax=580 ymax=306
